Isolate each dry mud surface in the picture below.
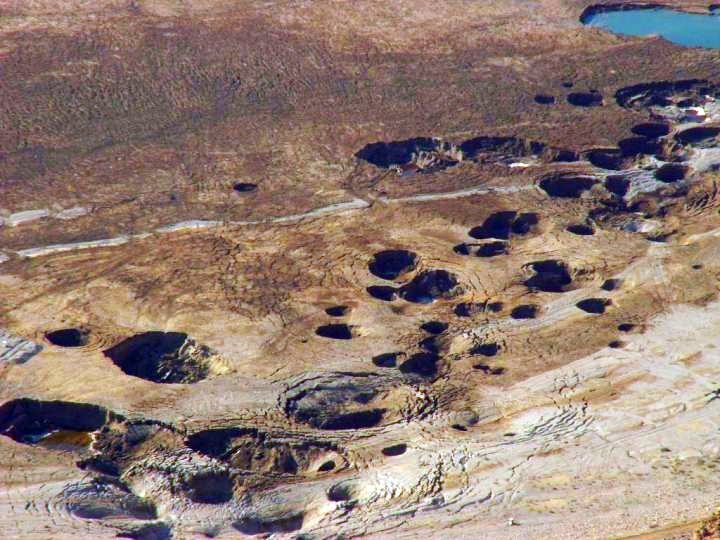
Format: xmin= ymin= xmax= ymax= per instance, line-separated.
xmin=4 ymin=0 xmax=720 ymax=539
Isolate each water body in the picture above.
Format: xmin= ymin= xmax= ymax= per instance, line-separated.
xmin=582 ymin=7 xmax=720 ymax=49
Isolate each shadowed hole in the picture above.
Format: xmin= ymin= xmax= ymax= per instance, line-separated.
xmin=469 ymin=211 xmax=517 ymax=239
xmin=367 ymin=285 xmax=397 ymax=301
xmin=453 ymin=243 xmax=472 ymax=255
xmin=355 ymin=137 xmax=442 ymax=168
xmin=315 ymin=324 xmax=355 ymax=340
xmin=632 ymin=122 xmax=670 ymax=139
xmin=618 ymin=323 xmax=636 ymax=332
xmin=233 ymin=182 xmax=257 ymax=193
xmin=472 ymin=363 xmax=505 ymax=375
xmin=459 ymin=136 xmax=545 ymax=161
xmin=382 ymin=443 xmax=407 ymax=457
xmin=539 ymin=173 xmax=598 ymax=198
xmin=585 ymin=148 xmax=626 ymax=170
xmin=675 ymin=126 xmax=720 ymax=145
xmin=320 ymin=410 xmax=384 ymax=430
xmin=511 ymin=212 xmax=539 ymax=235
xmin=477 ymin=241 xmax=509 ymax=257
xmin=470 ymin=343 xmax=499 ymax=357
xmin=552 ymin=149 xmax=580 ymax=162
xmin=576 ymin=298 xmax=611 ymax=314
xmin=327 ymin=481 xmax=358 ymax=502
xmin=454 ymin=302 xmax=484 ymax=318
xmin=567 ymin=91 xmax=603 ymax=107
xmin=399 ymin=352 xmax=439 ymax=378
xmin=186 ymin=471 xmax=233 ymax=504
xmin=421 ymin=321 xmax=448 ymax=334
xmin=608 ymin=340 xmax=625 ymax=349
xmin=368 ymin=250 xmax=417 ymax=280
xmin=372 ymin=352 xmax=400 ymax=368
xmin=419 ymin=336 xmax=440 ymax=353
xmin=0 ymin=398 xmax=108 ymax=447
xmin=103 ymin=332 xmax=218 ymax=384
xmin=566 ymin=223 xmax=595 ymax=236
xmin=325 ymin=305 xmax=350 ymax=317
xmin=614 ymin=79 xmax=707 ymax=109
xmin=284 ymin=375 xmax=388 ymax=431
xmin=655 ymin=163 xmax=688 ymax=182
xmin=398 ymin=270 xmax=459 ymax=304
xmin=601 ymin=278 xmax=622 ymax=291
xmin=318 ymin=460 xmax=336 ymax=472
xmin=487 ymin=301 xmax=504 ymax=312
xmin=534 ymin=94 xmax=556 ymax=104
xmin=511 ymin=304 xmax=539 ymax=319
xmin=45 ymin=328 xmax=89 ymax=348
xmin=618 ymin=136 xmax=659 ymax=156
xmin=605 ymin=175 xmax=630 ymax=196
xmin=524 ymin=260 xmax=573 ymax=292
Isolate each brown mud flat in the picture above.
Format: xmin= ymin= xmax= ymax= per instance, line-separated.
xmin=4 ymin=1 xmax=720 ymax=539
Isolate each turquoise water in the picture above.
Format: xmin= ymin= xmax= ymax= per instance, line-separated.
xmin=583 ymin=8 xmax=720 ymax=49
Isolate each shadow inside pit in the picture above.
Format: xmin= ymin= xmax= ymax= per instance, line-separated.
xmin=399 ymin=352 xmax=439 ymax=377
xmin=45 ymin=328 xmax=89 ymax=347
xmin=566 ymin=223 xmax=595 ymax=236
xmin=382 ymin=443 xmax=407 ymax=456
xmin=675 ymin=126 xmax=720 ymax=146
xmin=567 ymin=91 xmax=603 ymax=107
xmin=0 ymin=398 xmax=108 ymax=446
xmin=284 ymin=375 xmax=388 ymax=430
xmin=367 ymin=285 xmax=397 ymax=301
xmin=655 ymin=162 xmax=687 ymax=182
xmin=421 ymin=320 xmax=449 ymax=334
xmin=524 ymin=260 xmax=573 ymax=292
xmin=315 ymin=324 xmax=355 ymax=340
xmin=511 ymin=304 xmax=539 ymax=319
xmin=632 ymin=122 xmax=671 ymax=139
xmin=233 ymin=182 xmax=258 ymax=193
xmin=368 ymin=249 xmax=418 ymax=280
xmin=104 ymin=332 xmax=215 ymax=384
xmin=470 ymin=343 xmax=499 ymax=357
xmin=325 ymin=305 xmax=350 ymax=317
xmin=534 ymin=94 xmax=556 ymax=105
xmin=476 ymin=241 xmax=509 ymax=257
xmin=576 ymin=298 xmax=611 ymax=314
xmin=355 ymin=137 xmax=441 ymax=168
xmin=185 ymin=471 xmax=233 ymax=504
xmin=372 ymin=352 xmax=401 ymax=368
xmin=398 ymin=270 xmax=459 ymax=304
xmin=539 ymin=173 xmax=598 ymax=198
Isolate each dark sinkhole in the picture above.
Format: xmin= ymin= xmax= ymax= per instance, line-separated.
xmin=316 ymin=324 xmax=355 ymax=340
xmin=45 ymin=328 xmax=89 ymax=347
xmin=103 ymin=331 xmax=214 ymax=384
xmin=368 ymin=250 xmax=417 ymax=280
xmin=524 ymin=260 xmax=573 ymax=292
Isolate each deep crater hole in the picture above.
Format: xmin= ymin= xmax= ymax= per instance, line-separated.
xmin=368 ymin=250 xmax=418 ymax=280
xmin=316 ymin=324 xmax=356 ymax=340
xmin=45 ymin=328 xmax=89 ymax=348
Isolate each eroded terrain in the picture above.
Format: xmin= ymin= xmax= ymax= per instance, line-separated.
xmin=3 ymin=1 xmax=720 ymax=539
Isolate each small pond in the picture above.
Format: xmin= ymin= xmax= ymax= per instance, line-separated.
xmin=582 ymin=6 xmax=720 ymax=49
